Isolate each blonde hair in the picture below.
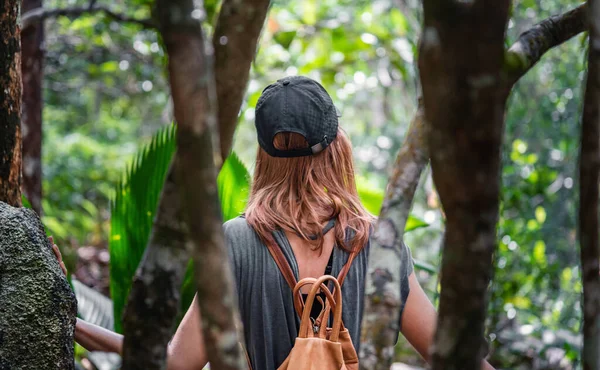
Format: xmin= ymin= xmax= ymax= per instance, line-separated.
xmin=245 ymin=129 xmax=374 ymax=253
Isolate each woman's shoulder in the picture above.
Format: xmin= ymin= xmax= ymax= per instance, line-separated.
xmin=223 ymin=215 xmax=258 ymax=242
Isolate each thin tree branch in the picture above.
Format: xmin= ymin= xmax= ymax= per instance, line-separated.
xmin=213 ymin=0 xmax=271 ymax=162
xmin=504 ymin=3 xmax=588 ymax=87
xmin=359 ymin=100 xmax=428 ymax=370
xmin=578 ymin=0 xmax=600 ymax=367
xmin=21 ymin=5 xmax=156 ymax=31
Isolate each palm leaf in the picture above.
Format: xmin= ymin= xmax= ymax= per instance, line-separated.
xmin=109 ymin=124 xmax=177 ymax=333
xmin=109 ymin=124 xmax=251 ymax=333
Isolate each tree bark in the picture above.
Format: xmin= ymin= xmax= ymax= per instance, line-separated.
xmin=213 ymin=0 xmax=271 ymax=161
xmin=0 ymin=201 xmax=77 ymax=369
xmin=359 ymin=101 xmax=428 ymax=370
xmin=0 ymin=0 xmax=22 ymax=207
xmin=418 ymin=1 xmax=510 ymax=369
xmin=578 ymin=1 xmax=600 ymax=368
xmin=21 ymin=0 xmax=44 ymax=215
xmin=121 ymin=161 xmax=191 ymax=370
xmin=155 ymin=1 xmax=247 ymax=369
xmin=504 ymin=3 xmax=588 ymax=88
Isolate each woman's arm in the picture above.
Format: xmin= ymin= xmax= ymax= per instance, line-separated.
xmin=166 ymin=295 xmax=208 ymax=370
xmin=52 ymin=238 xmax=207 ymax=369
xmin=75 ymin=318 xmax=124 ymax=354
xmin=72 ymin=295 xmax=207 ymax=370
xmin=401 ymin=272 xmax=495 ymax=370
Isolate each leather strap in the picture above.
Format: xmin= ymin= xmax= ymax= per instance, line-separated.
xmin=337 ymin=251 xmax=356 ymax=286
xmin=299 ymin=276 xmax=343 ymax=342
xmin=265 ymin=233 xmax=357 ymax=289
xmin=265 ymin=235 xmax=298 ymax=289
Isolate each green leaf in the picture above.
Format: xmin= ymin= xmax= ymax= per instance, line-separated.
xmin=405 ymin=215 xmax=430 ymax=232
xmin=42 ymin=216 xmax=69 ymax=239
xmin=109 ymin=124 xmax=176 ymax=333
xmin=413 ymin=259 xmax=436 ymax=274
xmin=100 ymin=61 xmax=119 ymax=73
xmin=21 ymin=194 xmax=32 ymax=209
xmin=356 ymin=181 xmax=385 ymax=215
xmin=533 ymin=240 xmax=547 ymax=267
xmin=356 ymin=177 xmax=429 ymax=233
xmin=390 ymin=8 xmax=408 ymax=36
xmin=535 ymin=206 xmax=546 ymax=224
xmin=217 ymin=152 xmax=251 ymax=222
xmin=274 ymin=30 xmax=297 ymax=49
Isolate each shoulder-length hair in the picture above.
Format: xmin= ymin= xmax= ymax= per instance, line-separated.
xmin=245 ymin=129 xmax=374 ymax=253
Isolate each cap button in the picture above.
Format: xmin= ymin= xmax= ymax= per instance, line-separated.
xmin=282 ymin=80 xmax=290 ymax=86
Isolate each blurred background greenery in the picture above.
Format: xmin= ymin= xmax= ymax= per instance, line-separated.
xmin=40 ymin=0 xmax=585 ymax=368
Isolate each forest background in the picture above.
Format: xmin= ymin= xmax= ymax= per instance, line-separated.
xmin=36 ymin=0 xmax=584 ymax=368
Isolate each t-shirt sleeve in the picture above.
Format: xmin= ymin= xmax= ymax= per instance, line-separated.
xmin=398 ymin=240 xmax=414 ymax=327
xmin=222 ymin=217 xmax=248 ymax=297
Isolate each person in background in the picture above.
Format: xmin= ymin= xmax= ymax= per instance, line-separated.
xmin=54 ymin=76 xmax=495 ymax=370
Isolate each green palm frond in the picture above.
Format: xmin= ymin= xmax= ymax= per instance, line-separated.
xmin=109 ymin=124 xmax=251 ymax=333
xmin=109 ymin=123 xmax=177 ymax=333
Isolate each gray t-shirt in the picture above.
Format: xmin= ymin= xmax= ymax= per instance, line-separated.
xmin=223 ymin=216 xmax=414 ymax=370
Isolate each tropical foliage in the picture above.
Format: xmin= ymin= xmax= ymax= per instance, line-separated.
xmin=40 ymin=0 xmax=586 ymax=367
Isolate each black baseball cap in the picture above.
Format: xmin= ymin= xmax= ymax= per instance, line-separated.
xmin=255 ymin=76 xmax=341 ymax=158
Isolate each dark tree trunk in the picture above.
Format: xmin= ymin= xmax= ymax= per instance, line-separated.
xmin=0 ymin=0 xmax=22 ymax=207
xmin=358 ymin=5 xmax=590 ymax=369
xmin=0 ymin=201 xmax=77 ymax=369
xmin=155 ymin=1 xmax=247 ymax=369
xmin=578 ymin=1 xmax=600 ymax=368
xmin=213 ymin=0 xmax=270 ymax=161
xmin=121 ymin=162 xmax=191 ymax=369
xmin=419 ymin=1 xmax=510 ymax=368
xmin=21 ymin=0 xmax=44 ymax=215
xmin=360 ymin=101 xmax=428 ymax=370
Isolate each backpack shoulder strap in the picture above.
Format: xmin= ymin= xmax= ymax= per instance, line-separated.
xmin=266 ymin=233 xmax=358 ymax=289
xmin=337 ymin=251 xmax=357 ymax=286
xmin=265 ymin=235 xmax=297 ymax=289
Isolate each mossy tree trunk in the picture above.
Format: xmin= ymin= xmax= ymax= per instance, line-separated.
xmin=0 ymin=202 xmax=78 ymax=369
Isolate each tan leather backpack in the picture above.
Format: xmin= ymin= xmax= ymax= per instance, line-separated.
xmin=259 ymin=237 xmax=360 ymax=370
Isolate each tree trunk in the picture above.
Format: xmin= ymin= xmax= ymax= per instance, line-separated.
xmin=0 ymin=201 xmax=77 ymax=369
xmin=0 ymin=0 xmax=22 ymax=207
xmin=360 ymin=101 xmax=428 ymax=370
xmin=578 ymin=1 xmax=600 ymax=368
xmin=213 ymin=0 xmax=271 ymax=161
xmin=121 ymin=161 xmax=191 ymax=370
xmin=155 ymin=1 xmax=247 ymax=369
xmin=418 ymin=1 xmax=510 ymax=368
xmin=20 ymin=0 xmax=44 ymax=215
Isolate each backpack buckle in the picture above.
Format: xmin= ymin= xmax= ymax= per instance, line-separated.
xmin=310 ymin=318 xmax=319 ymax=334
